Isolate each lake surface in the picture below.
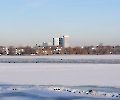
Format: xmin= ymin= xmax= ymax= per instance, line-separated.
xmin=0 ymin=55 xmax=120 ymax=100
xmin=0 ymin=55 xmax=120 ymax=64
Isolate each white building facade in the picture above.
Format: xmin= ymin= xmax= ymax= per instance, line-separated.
xmin=63 ymin=35 xmax=69 ymax=48
xmin=53 ymin=35 xmax=69 ymax=48
xmin=53 ymin=38 xmax=59 ymax=46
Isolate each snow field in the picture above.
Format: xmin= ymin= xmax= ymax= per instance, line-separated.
xmin=0 ymin=63 xmax=120 ymax=86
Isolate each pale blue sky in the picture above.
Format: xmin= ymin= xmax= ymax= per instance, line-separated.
xmin=0 ymin=0 xmax=120 ymax=47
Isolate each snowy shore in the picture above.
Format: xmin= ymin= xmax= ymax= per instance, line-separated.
xmin=0 ymin=84 xmax=120 ymax=100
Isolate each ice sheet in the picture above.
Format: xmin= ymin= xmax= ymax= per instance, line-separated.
xmin=0 ymin=63 xmax=120 ymax=87
xmin=0 ymin=55 xmax=120 ymax=59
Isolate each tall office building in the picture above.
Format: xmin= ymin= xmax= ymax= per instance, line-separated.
xmin=53 ymin=35 xmax=69 ymax=48
xmin=59 ymin=37 xmax=63 ymax=47
xmin=63 ymin=35 xmax=69 ymax=48
xmin=53 ymin=38 xmax=59 ymax=46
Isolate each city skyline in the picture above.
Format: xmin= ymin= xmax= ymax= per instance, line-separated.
xmin=0 ymin=0 xmax=120 ymax=47
xmin=53 ymin=35 xmax=69 ymax=48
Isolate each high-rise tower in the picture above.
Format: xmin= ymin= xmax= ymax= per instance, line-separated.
xmin=53 ymin=35 xmax=69 ymax=48
xmin=59 ymin=37 xmax=63 ymax=47
xmin=63 ymin=35 xmax=69 ymax=48
xmin=53 ymin=38 xmax=59 ymax=46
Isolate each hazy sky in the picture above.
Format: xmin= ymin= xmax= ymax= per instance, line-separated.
xmin=0 ymin=0 xmax=120 ymax=47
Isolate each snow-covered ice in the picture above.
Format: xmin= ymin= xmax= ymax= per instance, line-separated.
xmin=1 ymin=55 xmax=120 ymax=59
xmin=0 ymin=63 xmax=120 ymax=86
xmin=1 ymin=55 xmax=120 ymax=64
xmin=0 ymin=55 xmax=120 ymax=100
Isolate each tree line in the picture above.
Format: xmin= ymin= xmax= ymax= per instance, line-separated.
xmin=0 ymin=45 xmax=120 ymax=55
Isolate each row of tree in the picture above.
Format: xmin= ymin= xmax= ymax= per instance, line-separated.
xmin=0 ymin=45 xmax=120 ymax=55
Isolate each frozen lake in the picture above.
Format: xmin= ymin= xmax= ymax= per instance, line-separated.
xmin=0 ymin=63 xmax=120 ymax=86
xmin=0 ymin=55 xmax=120 ymax=63
xmin=1 ymin=55 xmax=120 ymax=59
xmin=0 ymin=55 xmax=120 ymax=100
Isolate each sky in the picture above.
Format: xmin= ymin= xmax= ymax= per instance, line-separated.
xmin=0 ymin=0 xmax=120 ymax=47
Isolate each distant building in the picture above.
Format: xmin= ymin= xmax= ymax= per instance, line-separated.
xmin=99 ymin=43 xmax=103 ymax=46
xmin=47 ymin=42 xmax=52 ymax=46
xmin=63 ymin=35 xmax=69 ymax=48
xmin=43 ymin=42 xmax=52 ymax=47
xmin=53 ymin=38 xmax=59 ymax=46
xmin=53 ymin=35 xmax=69 ymax=48
xmin=59 ymin=37 xmax=63 ymax=47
